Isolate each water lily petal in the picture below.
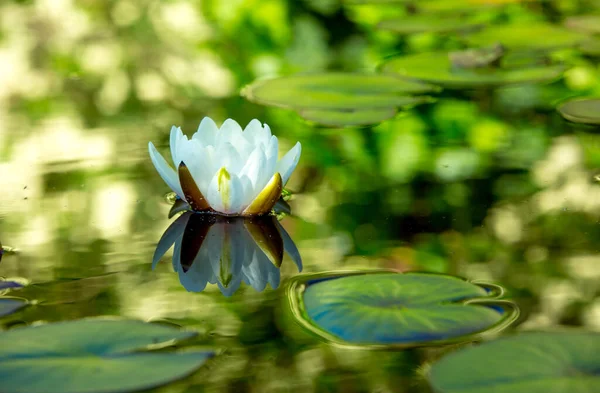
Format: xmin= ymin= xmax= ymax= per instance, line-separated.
xmin=242 ymin=119 xmax=263 ymax=144
xmin=238 ymin=175 xmax=255 ymax=209
xmin=218 ymin=119 xmax=243 ymax=145
xmin=276 ymin=142 xmax=301 ymax=185
xmin=265 ymin=135 xmax=279 ymax=176
xmin=276 ymin=220 xmax=303 ymax=271
xmin=242 ymin=172 xmax=282 ymax=216
xmin=178 ymin=162 xmax=212 ymax=212
xmin=152 ymin=212 xmax=190 ymax=269
xmin=180 ymin=214 xmax=215 ymax=272
xmin=168 ymin=198 xmax=190 ymax=218
xmin=218 ymin=142 xmax=243 ymax=175
xmin=239 ymin=147 xmax=267 ymax=192
xmin=178 ymin=140 xmax=213 ymax=195
xmin=193 ymin=117 xmax=218 ymax=146
xmin=148 ymin=142 xmax=184 ymax=198
xmin=172 ymin=235 xmax=183 ymax=273
xmin=244 ymin=218 xmax=284 ymax=267
xmin=169 ymin=126 xmax=184 ymax=166
xmin=225 ymin=172 xmax=245 ymax=214
xmin=206 ymin=167 xmax=245 ymax=214
xmin=242 ymin=251 xmax=269 ymax=292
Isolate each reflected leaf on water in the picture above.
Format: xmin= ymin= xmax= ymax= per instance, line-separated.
xmin=282 ymin=271 xmax=518 ymax=349
xmin=0 ymin=319 xmax=214 ymax=393
xmin=428 ymin=331 xmax=600 ymax=393
xmin=153 ymin=212 xmax=302 ymax=296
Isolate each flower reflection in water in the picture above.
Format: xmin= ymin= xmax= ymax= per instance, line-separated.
xmin=152 ymin=212 xmax=302 ymax=296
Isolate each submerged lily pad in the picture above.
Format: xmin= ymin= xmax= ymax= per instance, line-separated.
xmin=377 ymin=16 xmax=483 ymax=35
xmin=428 ymin=331 xmax=600 ymax=393
xmin=0 ymin=297 xmax=27 ymax=317
xmin=241 ymin=73 xmax=437 ymax=126
xmin=558 ymin=99 xmax=600 ymax=125
xmin=382 ymin=51 xmax=565 ymax=89
xmin=565 ymin=15 xmax=600 ymax=35
xmin=465 ymin=23 xmax=587 ymax=51
xmin=0 ymin=319 xmax=213 ymax=393
xmin=287 ymin=271 xmax=518 ymax=348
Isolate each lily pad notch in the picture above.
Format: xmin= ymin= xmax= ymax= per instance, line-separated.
xmin=284 ymin=270 xmax=519 ymax=349
xmin=241 ymin=73 xmax=438 ymax=127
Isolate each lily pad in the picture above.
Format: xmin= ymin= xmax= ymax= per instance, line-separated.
xmin=558 ymin=99 xmax=600 ymax=125
xmin=288 ymin=271 xmax=518 ymax=348
xmin=0 ymin=297 xmax=27 ymax=317
xmin=377 ymin=16 xmax=483 ymax=35
xmin=428 ymin=331 xmax=600 ymax=393
xmin=0 ymin=319 xmax=214 ymax=393
xmin=241 ymin=73 xmax=437 ymax=126
xmin=381 ymin=51 xmax=565 ymax=89
xmin=565 ymin=15 xmax=600 ymax=35
xmin=465 ymin=23 xmax=587 ymax=51
xmin=343 ymin=0 xmax=413 ymax=4
xmin=420 ymin=0 xmax=544 ymax=13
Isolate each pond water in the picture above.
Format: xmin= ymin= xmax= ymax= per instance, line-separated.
xmin=1 ymin=0 xmax=600 ymax=392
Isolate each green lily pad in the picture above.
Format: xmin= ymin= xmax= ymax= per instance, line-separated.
xmin=420 ymin=0 xmax=543 ymax=13
xmin=242 ymin=73 xmax=436 ymax=109
xmin=0 ymin=298 xmax=27 ymax=317
xmin=343 ymin=0 xmax=412 ymax=4
xmin=241 ymin=73 xmax=436 ymax=126
xmin=377 ymin=16 xmax=483 ymax=35
xmin=465 ymin=23 xmax=587 ymax=51
xmin=381 ymin=51 xmax=565 ymax=89
xmin=0 ymin=319 xmax=214 ymax=393
xmin=288 ymin=271 xmax=518 ymax=348
xmin=565 ymin=15 xmax=600 ymax=35
xmin=428 ymin=331 xmax=600 ymax=393
xmin=558 ymin=99 xmax=600 ymax=125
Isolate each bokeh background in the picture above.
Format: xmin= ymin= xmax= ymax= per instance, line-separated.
xmin=1 ymin=0 xmax=600 ymax=392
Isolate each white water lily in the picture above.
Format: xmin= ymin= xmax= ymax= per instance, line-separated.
xmin=149 ymin=117 xmax=301 ymax=216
